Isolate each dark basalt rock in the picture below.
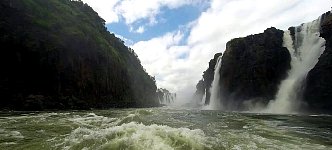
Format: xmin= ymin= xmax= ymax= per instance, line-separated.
xmin=219 ymin=27 xmax=291 ymax=110
xmin=196 ymin=11 xmax=332 ymax=112
xmin=196 ymin=27 xmax=291 ymax=110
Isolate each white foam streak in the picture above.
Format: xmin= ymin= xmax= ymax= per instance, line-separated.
xmin=0 ymin=129 xmax=24 ymax=139
xmin=63 ymin=122 xmax=207 ymax=150
xmin=69 ymin=113 xmax=118 ymax=128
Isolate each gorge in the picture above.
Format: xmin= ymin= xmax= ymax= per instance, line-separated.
xmin=0 ymin=0 xmax=332 ymax=149
xmin=0 ymin=0 xmax=331 ymax=114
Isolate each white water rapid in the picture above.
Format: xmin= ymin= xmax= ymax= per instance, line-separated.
xmin=205 ymin=56 xmax=223 ymax=110
xmin=265 ymin=17 xmax=326 ymax=114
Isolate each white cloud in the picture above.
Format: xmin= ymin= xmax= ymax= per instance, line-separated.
xmin=81 ymin=0 xmax=120 ymax=23
xmin=132 ymin=31 xmax=183 ymax=75
xmin=132 ymin=31 xmax=212 ymax=93
xmin=82 ymin=0 xmax=332 ymax=103
xmin=131 ymin=0 xmax=332 ymax=103
xmin=136 ymin=26 xmax=145 ymax=33
xmin=114 ymin=0 xmax=203 ymax=24
xmin=83 ymin=0 xmax=203 ymax=25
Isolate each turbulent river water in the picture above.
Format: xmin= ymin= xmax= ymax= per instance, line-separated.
xmin=0 ymin=107 xmax=331 ymax=150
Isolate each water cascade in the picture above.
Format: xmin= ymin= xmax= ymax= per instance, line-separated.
xmin=201 ymin=92 xmax=206 ymax=105
xmin=161 ymin=93 xmax=176 ymax=105
xmin=205 ymin=56 xmax=223 ymax=110
xmin=265 ymin=17 xmax=326 ymax=114
xmin=157 ymin=89 xmax=176 ymax=105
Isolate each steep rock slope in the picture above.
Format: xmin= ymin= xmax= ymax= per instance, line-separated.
xmin=198 ymin=12 xmax=332 ymax=112
xmin=196 ymin=28 xmax=291 ymax=110
xmin=194 ymin=53 xmax=222 ymax=105
xmin=0 ymin=0 xmax=158 ymax=110
xmin=219 ymin=27 xmax=291 ymax=109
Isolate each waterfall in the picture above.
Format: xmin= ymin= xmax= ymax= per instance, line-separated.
xmin=205 ymin=56 xmax=223 ymax=110
xmin=265 ymin=17 xmax=326 ymax=114
xmin=201 ymin=92 xmax=206 ymax=105
xmin=159 ymin=93 xmax=176 ymax=105
xmin=157 ymin=89 xmax=176 ymax=105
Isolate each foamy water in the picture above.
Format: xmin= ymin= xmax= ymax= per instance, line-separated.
xmin=0 ymin=108 xmax=331 ymax=149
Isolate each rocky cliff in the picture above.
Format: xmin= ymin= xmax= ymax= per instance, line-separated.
xmin=197 ymin=11 xmax=332 ymax=112
xmin=196 ymin=28 xmax=291 ymax=110
xmin=0 ymin=0 xmax=158 ymax=110
xmin=219 ymin=27 xmax=291 ymax=110
xmin=194 ymin=53 xmax=222 ymax=105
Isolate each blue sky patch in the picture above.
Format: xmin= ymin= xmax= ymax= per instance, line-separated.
xmin=106 ymin=3 xmax=209 ymax=45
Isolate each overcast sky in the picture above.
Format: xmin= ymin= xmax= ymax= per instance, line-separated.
xmin=82 ymin=0 xmax=331 ymax=102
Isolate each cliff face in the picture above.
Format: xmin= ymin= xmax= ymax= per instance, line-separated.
xmin=0 ymin=0 xmax=158 ymax=110
xmin=203 ymin=53 xmax=223 ymax=104
xmin=194 ymin=53 xmax=222 ymax=105
xmin=304 ymin=12 xmax=332 ymax=113
xmin=219 ymin=27 xmax=291 ymax=109
xmin=198 ymin=11 xmax=332 ymax=112
xmin=196 ymin=28 xmax=291 ymax=110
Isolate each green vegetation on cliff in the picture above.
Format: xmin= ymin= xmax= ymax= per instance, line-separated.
xmin=0 ymin=0 xmax=158 ymax=110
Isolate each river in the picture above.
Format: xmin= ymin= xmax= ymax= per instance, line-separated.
xmin=0 ymin=107 xmax=331 ymax=149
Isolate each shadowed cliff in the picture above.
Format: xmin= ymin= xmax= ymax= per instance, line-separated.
xmin=0 ymin=0 xmax=158 ymax=110
xmin=219 ymin=27 xmax=291 ymax=110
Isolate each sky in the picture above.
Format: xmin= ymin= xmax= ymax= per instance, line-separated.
xmin=81 ymin=0 xmax=332 ymax=102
